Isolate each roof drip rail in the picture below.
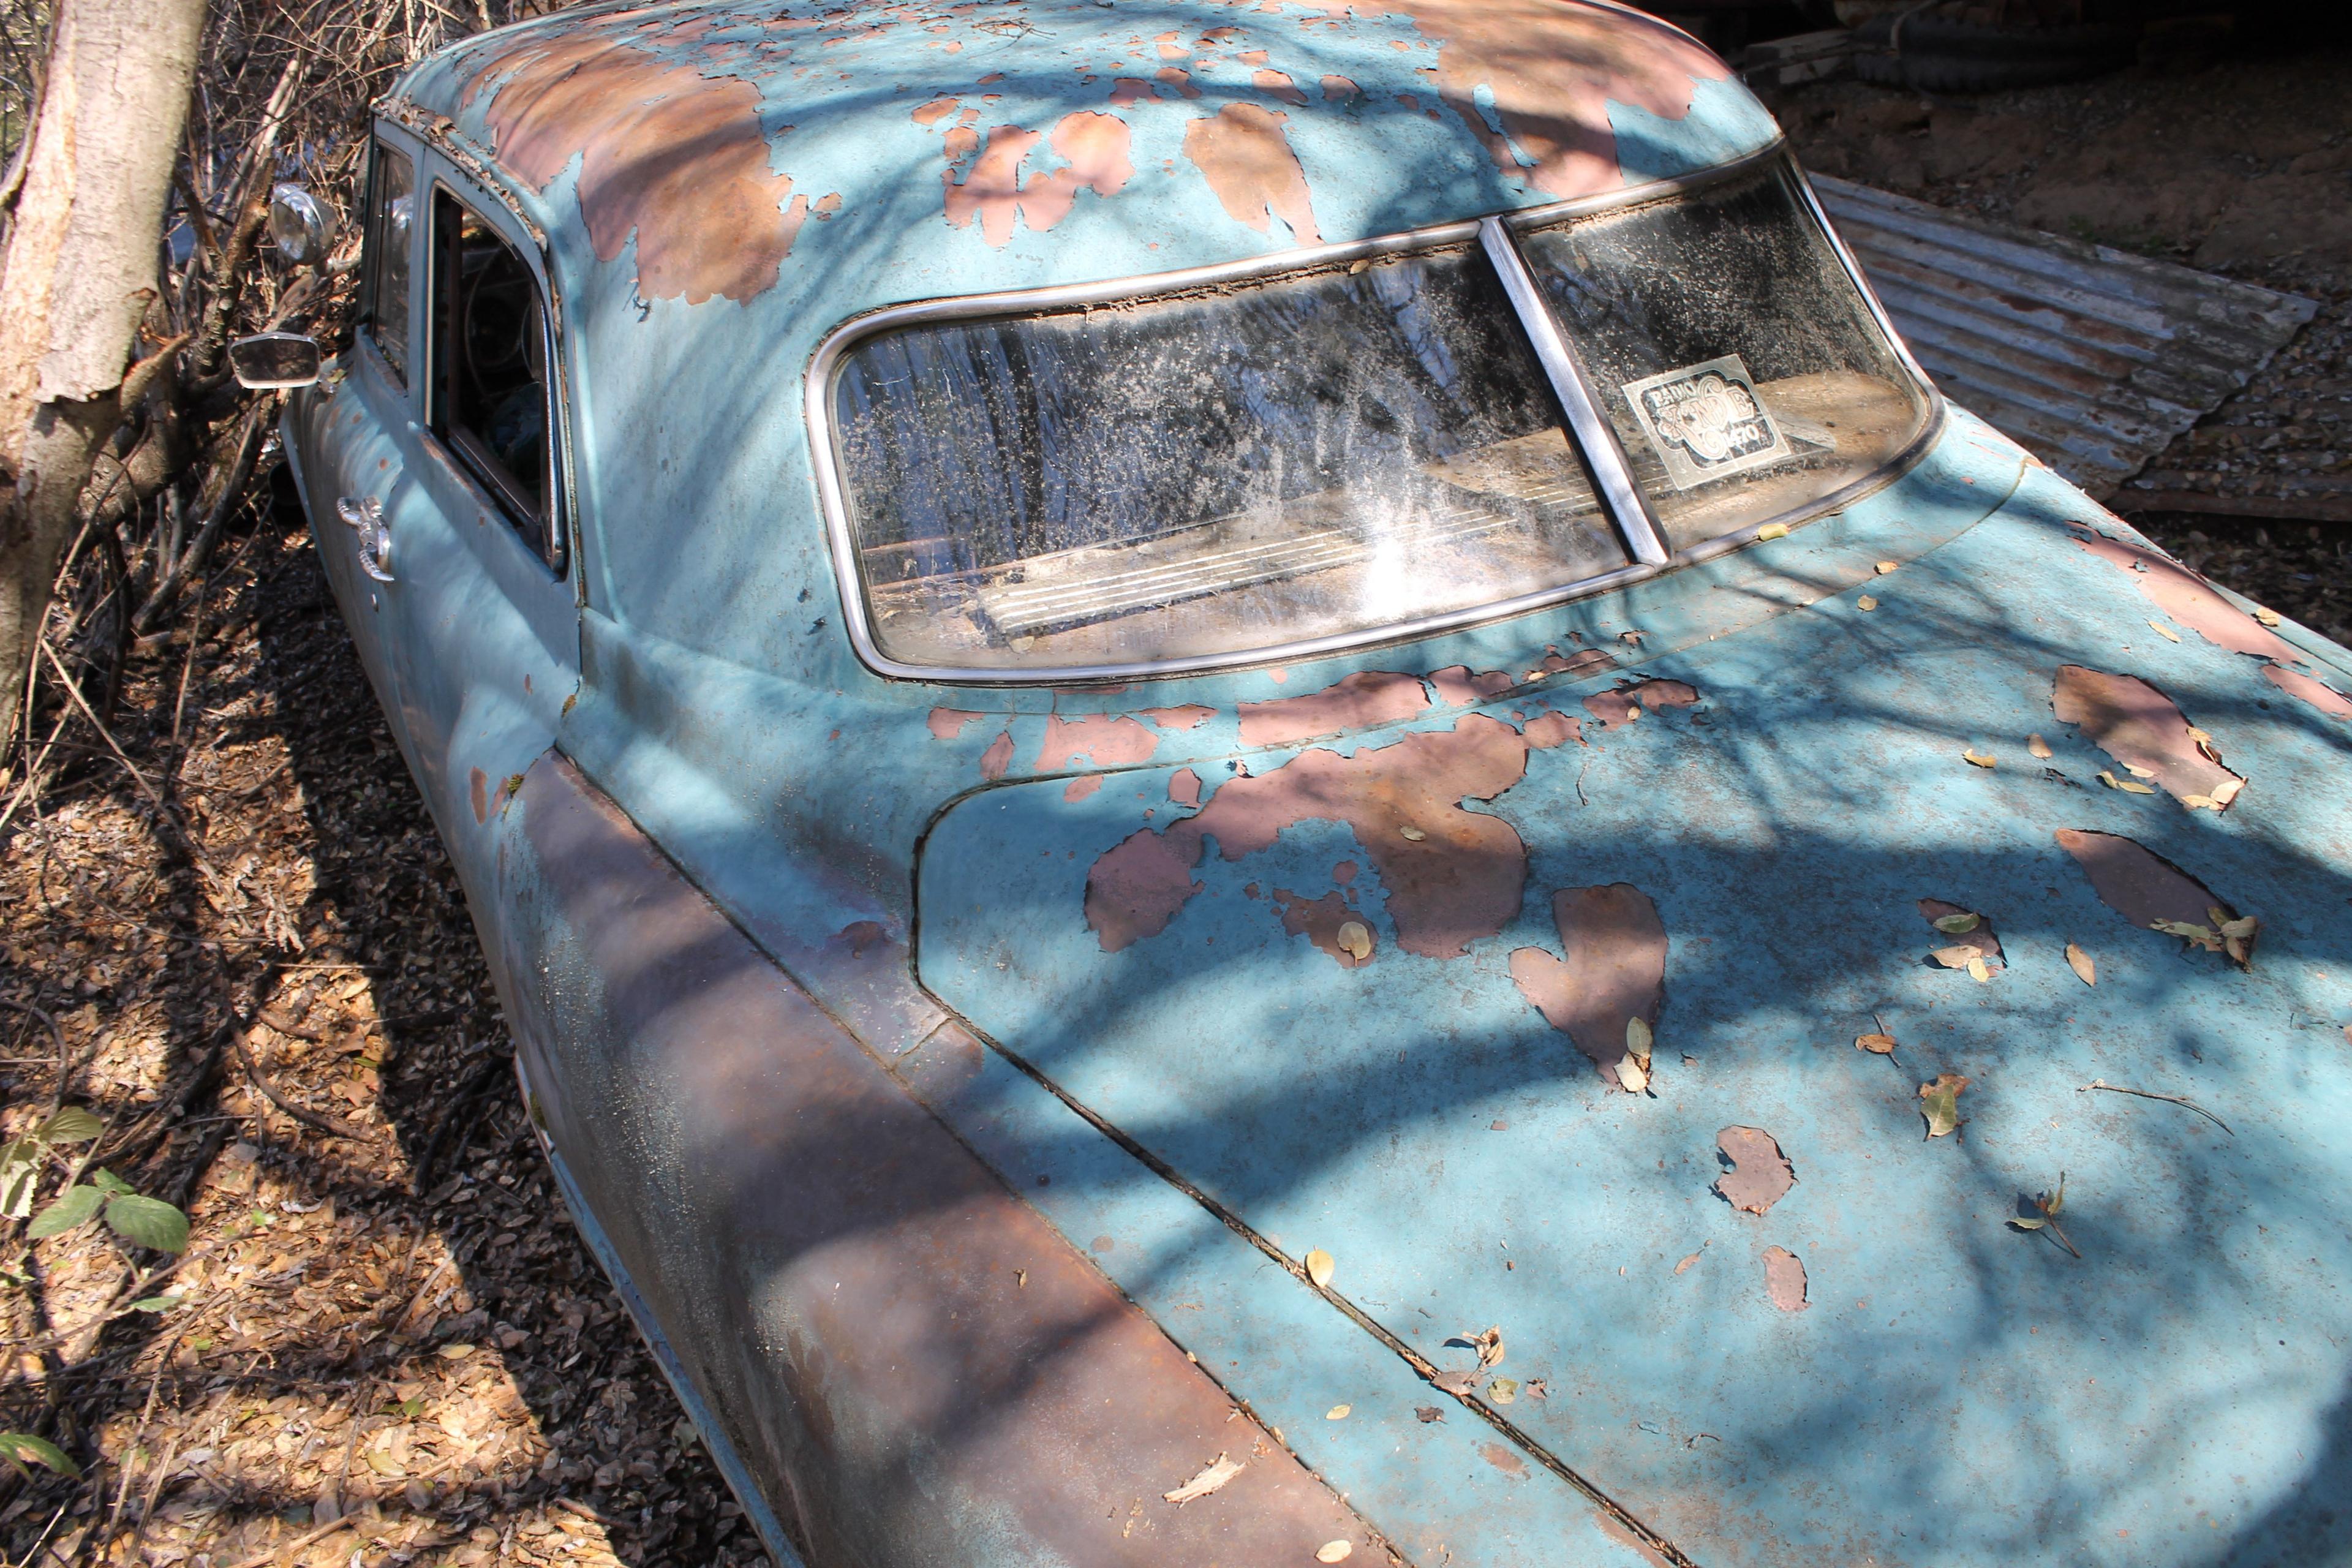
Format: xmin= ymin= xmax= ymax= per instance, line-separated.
xmin=1477 ymin=215 xmax=1672 ymax=568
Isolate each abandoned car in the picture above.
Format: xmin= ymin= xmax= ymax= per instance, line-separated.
xmin=249 ymin=0 xmax=2352 ymax=1563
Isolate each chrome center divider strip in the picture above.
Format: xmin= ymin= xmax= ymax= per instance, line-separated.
xmin=1476 ymin=216 xmax=1671 ymax=568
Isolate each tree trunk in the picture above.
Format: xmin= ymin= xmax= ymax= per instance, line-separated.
xmin=0 ymin=0 xmax=205 ymax=751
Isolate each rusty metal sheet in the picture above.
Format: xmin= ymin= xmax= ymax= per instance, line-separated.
xmin=1812 ymin=173 xmax=2317 ymax=500
xmin=493 ymin=752 xmax=1384 ymax=1568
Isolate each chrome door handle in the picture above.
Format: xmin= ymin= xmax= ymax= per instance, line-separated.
xmin=336 ymin=496 xmax=394 ymax=582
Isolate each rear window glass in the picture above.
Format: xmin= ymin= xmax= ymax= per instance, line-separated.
xmin=1518 ymin=160 xmax=1932 ymax=552
xmin=831 ymin=244 xmax=1625 ymax=673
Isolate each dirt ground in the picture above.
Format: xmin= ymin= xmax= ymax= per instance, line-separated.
xmin=1762 ymin=38 xmax=2352 ymax=633
xmin=0 ymin=487 xmax=767 ymax=1567
xmin=2 ymin=34 xmax=2348 ymax=1568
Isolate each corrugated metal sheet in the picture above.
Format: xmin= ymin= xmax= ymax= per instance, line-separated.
xmin=1814 ymin=174 xmax=2318 ymax=501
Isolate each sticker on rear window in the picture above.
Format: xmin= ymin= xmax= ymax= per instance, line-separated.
xmin=1621 ymin=354 xmax=1790 ymax=491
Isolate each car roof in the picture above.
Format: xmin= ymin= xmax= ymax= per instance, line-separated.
xmin=399 ymin=0 xmax=1777 ymax=312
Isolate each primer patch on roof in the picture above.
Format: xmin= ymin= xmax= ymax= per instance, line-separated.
xmin=2263 ymin=663 xmax=2352 ymax=720
xmin=1239 ymin=671 xmax=1429 ymax=747
xmin=1183 ymin=103 xmax=1321 ymax=244
xmin=475 ymin=36 xmax=804 ymax=305
xmin=1257 ymin=0 xmax=1730 ymax=199
xmin=943 ymin=111 xmax=1136 ymax=247
xmin=2070 ymin=532 xmax=2299 ymax=663
xmin=2056 ymin=829 xmax=2232 ymax=933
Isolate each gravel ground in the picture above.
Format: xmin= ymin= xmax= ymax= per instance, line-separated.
xmin=0 ymin=488 xmax=766 ymax=1568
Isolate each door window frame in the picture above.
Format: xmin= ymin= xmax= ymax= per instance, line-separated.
xmin=420 ymin=170 xmax=575 ymax=580
xmin=356 ymin=125 xmax=426 ymax=394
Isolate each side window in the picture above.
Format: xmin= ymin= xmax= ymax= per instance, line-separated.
xmin=363 ymin=143 xmax=415 ymax=381
xmin=429 ymin=187 xmax=562 ymax=572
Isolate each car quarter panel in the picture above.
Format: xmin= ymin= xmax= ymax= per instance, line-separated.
xmin=486 ymin=751 xmax=1384 ymax=1567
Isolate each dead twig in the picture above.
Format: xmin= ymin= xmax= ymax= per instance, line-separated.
xmin=2079 ymin=1079 xmax=2233 ymax=1136
xmin=228 ymin=1030 xmax=365 ymax=1142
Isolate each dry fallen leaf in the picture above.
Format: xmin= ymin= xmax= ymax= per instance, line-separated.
xmin=1163 ymin=1453 xmax=1244 ymax=1504
xmin=2208 ymin=776 xmax=2245 ymax=809
xmin=1964 ymin=955 xmax=1989 ymax=983
xmin=1305 ymin=1248 xmax=1336 ymax=1289
xmin=1931 ymin=911 xmax=1981 ymax=935
xmin=1450 ymin=1325 xmax=1506 ymax=1368
xmin=1929 ymin=945 xmax=1980 ymax=970
xmin=1858 ymin=595 xmax=1879 ymax=611
xmin=1618 ymin=1056 xmax=1649 ymax=1094
xmin=1855 ymin=1032 xmax=1898 ymax=1055
xmin=2028 ymin=733 xmax=2054 ymax=760
xmin=1919 ymin=1073 xmax=1970 ymax=1139
xmin=1875 ymin=559 xmax=1898 ymax=574
xmin=1398 ymin=825 xmax=1427 ymax=842
xmin=2253 ymin=606 xmax=2282 ymax=627
xmin=1962 ymin=748 xmax=1996 ymax=768
xmin=2066 ymin=942 xmax=2096 ymax=986
xmin=1757 ymin=522 xmax=1790 ymax=540
xmin=1335 ymin=921 xmax=1373 ymax=962
xmin=2148 ymin=620 xmax=2182 ymax=643
xmin=1326 ymin=1404 xmax=1351 ymax=1420
xmin=2096 ymin=769 xmax=2156 ymax=795
xmin=1674 ymin=1249 xmax=1704 ymax=1275
xmin=1317 ymin=1542 xmax=1354 ymax=1563
xmin=1624 ymin=1016 xmax=1654 ymax=1068
xmin=1488 ymin=1378 xmax=1520 ymax=1404
xmin=1415 ymin=1406 xmax=1444 ymax=1423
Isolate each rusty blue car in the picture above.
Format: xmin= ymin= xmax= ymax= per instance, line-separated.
xmin=249 ymin=0 xmax=2352 ymax=1562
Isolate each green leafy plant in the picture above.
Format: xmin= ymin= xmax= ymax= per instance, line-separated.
xmin=0 ymin=1431 xmax=79 ymax=1481
xmin=0 ymin=1106 xmax=102 ymax=1219
xmin=29 ymin=1166 xmax=189 ymax=1253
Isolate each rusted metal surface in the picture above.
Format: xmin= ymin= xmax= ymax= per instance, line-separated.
xmin=496 ymin=752 xmax=1382 ymax=1567
xmin=1812 ymin=173 xmax=2318 ymax=499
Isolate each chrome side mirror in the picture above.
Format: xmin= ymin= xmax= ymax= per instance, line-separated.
xmin=227 ymin=331 xmax=322 ymax=390
xmin=269 ymin=184 xmax=337 ymax=267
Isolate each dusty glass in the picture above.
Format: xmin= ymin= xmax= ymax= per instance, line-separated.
xmin=1518 ymin=160 xmax=1933 ymax=552
xmin=831 ymin=244 xmax=1626 ymax=672
xmin=364 ymin=143 xmax=415 ymax=382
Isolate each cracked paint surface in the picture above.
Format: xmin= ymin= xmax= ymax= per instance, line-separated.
xmin=1086 ymin=714 xmax=1529 ymax=957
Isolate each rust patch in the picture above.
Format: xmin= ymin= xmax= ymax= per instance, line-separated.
xmin=1087 ymin=827 xmax=1205 ymax=952
xmin=1332 ymin=860 xmax=1357 ymax=885
xmin=1238 ymin=671 xmax=1429 ymax=747
xmin=1267 ymin=0 xmax=1728 ymax=197
xmin=1919 ymin=898 xmax=2003 ymax=968
xmin=1169 ymin=768 xmax=1202 ymax=807
xmin=1182 ymin=103 xmax=1321 ymax=243
xmin=1509 ymin=883 xmax=1667 ymax=1090
xmin=1038 ymin=714 xmax=1159 ymax=770
xmin=477 ymin=36 xmax=801 ymax=304
xmin=2055 ymin=829 xmax=2233 ymax=932
xmin=979 ymin=730 xmax=1015 ymax=782
xmin=2071 ymin=532 xmax=2300 ymax=662
xmin=1272 ymin=888 xmax=1376 ymax=968
xmin=1583 ymin=678 xmax=1699 ymax=731
xmin=1109 ymin=76 xmax=1161 ymax=105
xmin=1762 ymin=1246 xmax=1808 ymax=1313
xmin=1480 ymin=1442 xmax=1529 ymax=1479
xmin=1155 ymin=64 xmax=1203 ymax=99
xmin=2052 ymin=665 xmax=2242 ymax=809
xmin=1529 ymin=647 xmax=1616 ymax=682
xmin=1084 ymin=715 xmax=1530 ymax=958
xmin=1714 ymin=1127 xmax=1795 ymax=1215
xmin=1523 ymin=710 xmax=1581 ymax=750
xmin=1142 ymin=704 xmax=1215 ymax=730
xmin=1065 ymin=775 xmax=1104 ymax=803
xmin=943 ymin=112 xmax=1134 ymax=247
xmin=928 ymin=708 xmax=984 ymax=741
xmin=2264 ymin=662 xmax=2352 ymax=720
xmin=912 ymin=95 xmax=961 ymax=125
xmin=1430 ymin=665 xmax=1515 ymax=706
xmin=469 ymin=766 xmax=489 ymax=825
xmin=1253 ymin=67 xmax=1308 ymax=104
xmin=1321 ymin=74 xmax=1360 ymax=100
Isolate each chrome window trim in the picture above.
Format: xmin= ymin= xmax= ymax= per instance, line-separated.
xmin=806 ymin=141 xmax=1942 ymax=687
